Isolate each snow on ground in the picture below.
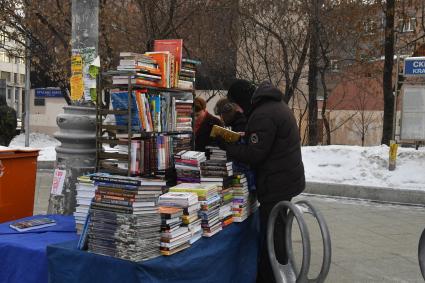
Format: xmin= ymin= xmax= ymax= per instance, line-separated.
xmin=8 ymin=133 xmax=60 ymax=161
xmin=4 ymin=133 xmax=425 ymax=190
xmin=302 ymin=145 xmax=425 ymax=190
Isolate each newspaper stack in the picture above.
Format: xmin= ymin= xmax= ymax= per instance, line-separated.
xmin=158 ymin=192 xmax=199 ymax=254
xmin=232 ymin=173 xmax=259 ymax=222
xmin=74 ymin=175 xmax=97 ymax=234
xmin=86 ymin=173 xmax=166 ymax=261
xmin=174 ymin=150 xmax=206 ymax=183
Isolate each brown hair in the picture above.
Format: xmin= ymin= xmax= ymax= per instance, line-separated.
xmin=194 ymin=97 xmax=206 ymax=112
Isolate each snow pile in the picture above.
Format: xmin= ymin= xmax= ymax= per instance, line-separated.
xmin=302 ymin=145 xmax=425 ymax=190
xmin=6 ymin=132 xmax=425 ymax=190
xmin=9 ymin=133 xmax=60 ymax=161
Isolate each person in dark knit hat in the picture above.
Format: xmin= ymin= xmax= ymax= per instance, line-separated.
xmin=219 ymin=79 xmax=305 ymax=283
xmin=194 ymin=97 xmax=223 ymax=152
xmin=213 ymin=97 xmax=246 ymax=133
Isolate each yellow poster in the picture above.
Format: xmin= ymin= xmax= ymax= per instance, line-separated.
xmin=71 ymin=55 xmax=83 ymax=74
xmin=70 ymin=75 xmax=84 ymax=101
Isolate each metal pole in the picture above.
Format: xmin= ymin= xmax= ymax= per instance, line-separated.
xmin=392 ymin=33 xmax=399 ymax=141
xmin=24 ymin=36 xmax=30 ymax=147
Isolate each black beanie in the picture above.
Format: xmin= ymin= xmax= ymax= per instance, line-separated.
xmin=227 ymin=79 xmax=256 ymax=114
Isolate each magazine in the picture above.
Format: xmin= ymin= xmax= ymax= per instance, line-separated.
xmin=9 ymin=217 xmax=57 ymax=232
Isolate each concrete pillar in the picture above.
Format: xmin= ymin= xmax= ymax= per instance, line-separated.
xmin=47 ymin=106 xmax=96 ymax=214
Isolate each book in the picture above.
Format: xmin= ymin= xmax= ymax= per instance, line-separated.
xmin=9 ymin=217 xmax=57 ymax=232
xmin=210 ymin=125 xmax=241 ymax=143
xmin=77 ymin=213 xmax=91 ymax=249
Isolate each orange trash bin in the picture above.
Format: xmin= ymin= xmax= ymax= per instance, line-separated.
xmin=0 ymin=148 xmax=39 ymax=223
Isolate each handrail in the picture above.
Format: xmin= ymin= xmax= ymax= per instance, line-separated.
xmin=418 ymin=227 xmax=425 ymax=279
xmin=267 ymin=200 xmax=332 ymax=283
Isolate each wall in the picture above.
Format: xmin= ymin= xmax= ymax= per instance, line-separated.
xmin=29 ymin=89 xmax=67 ymax=135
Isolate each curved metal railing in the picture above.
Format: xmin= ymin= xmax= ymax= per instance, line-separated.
xmin=418 ymin=228 xmax=425 ymax=279
xmin=267 ymin=200 xmax=332 ymax=283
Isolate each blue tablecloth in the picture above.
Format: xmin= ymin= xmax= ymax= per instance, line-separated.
xmin=0 ymin=215 xmax=79 ymax=283
xmin=47 ymin=212 xmax=260 ymax=283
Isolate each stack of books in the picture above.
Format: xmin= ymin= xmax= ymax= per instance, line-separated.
xmin=231 ymin=174 xmax=259 ymax=222
xmin=200 ymin=161 xmax=234 ymax=229
xmin=169 ymin=183 xmax=220 ymax=238
xmin=172 ymin=134 xmax=192 ymax=157
xmin=170 ymin=183 xmax=224 ymax=242
xmin=178 ymin=58 xmax=201 ymax=90
xmin=86 ymin=174 xmax=166 ymax=261
xmin=174 ymin=99 xmax=193 ymax=132
xmin=198 ymin=191 xmax=222 ymax=237
xmin=159 ymin=206 xmax=192 ymax=256
xmin=174 ymin=150 xmax=206 ymax=183
xmin=200 ymin=160 xmax=233 ymax=178
xmin=158 ymin=192 xmax=199 ymax=255
xmin=74 ymin=175 xmax=97 ymax=233
xmin=205 ymin=146 xmax=228 ymax=161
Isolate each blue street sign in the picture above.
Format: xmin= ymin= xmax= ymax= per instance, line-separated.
xmin=35 ymin=88 xmax=63 ymax=97
xmin=404 ymin=57 xmax=425 ymax=76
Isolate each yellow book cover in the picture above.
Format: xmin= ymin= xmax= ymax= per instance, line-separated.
xmin=210 ymin=125 xmax=241 ymax=143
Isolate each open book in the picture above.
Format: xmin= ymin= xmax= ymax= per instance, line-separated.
xmin=210 ymin=125 xmax=241 ymax=143
xmin=9 ymin=217 xmax=56 ymax=232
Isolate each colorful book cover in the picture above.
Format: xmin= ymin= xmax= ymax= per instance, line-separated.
xmin=153 ymin=39 xmax=183 ymax=73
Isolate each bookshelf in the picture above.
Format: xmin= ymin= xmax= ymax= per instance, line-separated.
xmin=95 ymin=70 xmax=196 ymax=181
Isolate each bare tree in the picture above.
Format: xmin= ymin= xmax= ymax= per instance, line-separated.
xmin=237 ymin=0 xmax=310 ymax=103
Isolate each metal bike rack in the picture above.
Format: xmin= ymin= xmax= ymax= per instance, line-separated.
xmin=418 ymin=227 xmax=425 ymax=279
xmin=267 ymin=200 xmax=332 ymax=283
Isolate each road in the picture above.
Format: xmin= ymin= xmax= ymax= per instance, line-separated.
xmin=292 ymin=194 xmax=425 ymax=283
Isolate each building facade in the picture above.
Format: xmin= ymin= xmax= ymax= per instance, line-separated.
xmin=0 ymin=31 xmax=25 ymax=118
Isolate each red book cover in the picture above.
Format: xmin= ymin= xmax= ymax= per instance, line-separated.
xmin=153 ymin=39 xmax=183 ymax=72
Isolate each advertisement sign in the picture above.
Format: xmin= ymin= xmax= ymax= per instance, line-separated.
xmin=404 ymin=57 xmax=425 ymax=76
xmin=35 ymin=88 xmax=63 ymax=97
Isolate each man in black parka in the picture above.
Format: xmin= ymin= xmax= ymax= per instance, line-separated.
xmin=222 ymin=79 xmax=305 ymax=283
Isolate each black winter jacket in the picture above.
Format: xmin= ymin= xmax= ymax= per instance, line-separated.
xmin=226 ymin=82 xmax=305 ymax=203
xmin=229 ymin=112 xmax=247 ymax=133
xmin=195 ymin=112 xmax=223 ymax=152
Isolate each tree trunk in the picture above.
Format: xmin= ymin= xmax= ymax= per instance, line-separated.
xmin=308 ymin=0 xmax=320 ymax=146
xmin=381 ymin=0 xmax=395 ymax=145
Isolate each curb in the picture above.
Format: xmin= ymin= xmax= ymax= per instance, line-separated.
xmin=37 ymin=160 xmax=55 ymax=170
xmin=305 ymin=181 xmax=425 ymax=206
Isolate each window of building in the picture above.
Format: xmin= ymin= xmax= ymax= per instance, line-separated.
xmin=34 ymin=98 xmax=45 ymax=106
xmin=14 ymin=73 xmax=18 ymax=83
xmin=7 ymin=88 xmax=12 ymax=99
xmin=330 ymin=60 xmax=340 ymax=72
xmin=0 ymin=52 xmax=5 ymax=62
xmin=0 ymin=31 xmax=7 ymax=45
xmin=399 ymin=17 xmax=416 ymax=33
xmin=1 ymin=71 xmax=11 ymax=82
xmin=364 ymin=19 xmax=377 ymax=34
xmin=4 ymin=53 xmax=10 ymax=63
xmin=20 ymin=74 xmax=25 ymax=83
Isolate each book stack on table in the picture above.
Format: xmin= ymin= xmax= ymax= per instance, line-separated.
xmin=168 ymin=182 xmax=221 ymax=237
xmin=169 ymin=183 xmax=223 ymax=241
xmin=158 ymin=192 xmax=199 ymax=255
xmin=205 ymin=146 xmax=228 ymax=161
xmin=86 ymin=173 xmax=166 ymax=261
xmin=200 ymin=160 xmax=235 ymax=229
xmin=231 ymin=174 xmax=259 ymax=222
xmin=74 ymin=175 xmax=97 ymax=233
xmin=174 ymin=150 xmax=206 ymax=183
